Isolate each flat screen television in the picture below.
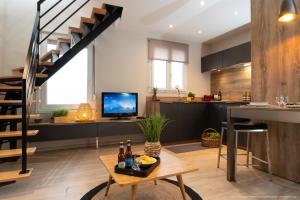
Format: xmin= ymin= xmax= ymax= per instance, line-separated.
xmin=102 ymin=92 xmax=138 ymax=118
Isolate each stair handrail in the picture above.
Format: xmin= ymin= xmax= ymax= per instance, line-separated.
xmin=21 ymin=8 xmax=40 ymax=174
xmin=39 ymin=0 xmax=91 ymax=45
xmin=21 ymin=0 xmax=96 ymax=175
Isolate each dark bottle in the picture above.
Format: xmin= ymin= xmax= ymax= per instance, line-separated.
xmin=218 ymin=91 xmax=222 ymax=101
xmin=125 ymin=140 xmax=133 ymax=167
xmin=118 ymin=142 xmax=126 ymax=169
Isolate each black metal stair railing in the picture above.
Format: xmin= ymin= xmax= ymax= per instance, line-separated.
xmin=21 ymin=10 xmax=40 ymax=174
xmin=21 ymin=0 xmax=123 ymax=174
xmin=20 ymin=0 xmax=106 ymax=174
xmin=21 ymin=0 xmax=90 ymax=174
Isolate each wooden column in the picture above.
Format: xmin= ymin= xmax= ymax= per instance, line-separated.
xmin=251 ymin=0 xmax=300 ymax=182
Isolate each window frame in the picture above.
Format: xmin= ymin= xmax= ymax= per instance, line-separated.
xmin=150 ymin=59 xmax=187 ymax=93
xmin=36 ymin=39 xmax=95 ymax=113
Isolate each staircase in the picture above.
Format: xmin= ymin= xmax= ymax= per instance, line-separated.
xmin=0 ymin=0 xmax=123 ymax=184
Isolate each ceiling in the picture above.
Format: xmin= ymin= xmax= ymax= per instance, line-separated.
xmin=102 ymin=0 xmax=251 ymax=43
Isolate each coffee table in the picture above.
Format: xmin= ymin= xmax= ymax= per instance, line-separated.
xmin=99 ymin=149 xmax=198 ymax=200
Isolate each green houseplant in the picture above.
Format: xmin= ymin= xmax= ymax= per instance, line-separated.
xmin=51 ymin=109 xmax=69 ymax=123
xmin=201 ymin=128 xmax=221 ymax=148
xmin=137 ymin=113 xmax=169 ymax=157
xmin=52 ymin=109 xmax=69 ymax=118
xmin=188 ymin=92 xmax=196 ymax=100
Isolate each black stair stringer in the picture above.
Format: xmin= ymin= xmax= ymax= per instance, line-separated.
xmin=36 ymin=4 xmax=123 ymax=86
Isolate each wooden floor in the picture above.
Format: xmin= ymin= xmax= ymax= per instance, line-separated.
xmin=0 ymin=143 xmax=300 ymax=200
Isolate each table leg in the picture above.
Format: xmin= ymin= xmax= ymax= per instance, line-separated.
xmin=227 ymin=108 xmax=236 ymax=181
xmin=96 ymin=137 xmax=99 ymax=149
xmin=131 ymin=184 xmax=138 ymax=200
xmin=105 ymin=176 xmax=113 ymax=196
xmin=176 ymin=175 xmax=187 ymax=200
xmin=154 ymin=180 xmax=158 ymax=185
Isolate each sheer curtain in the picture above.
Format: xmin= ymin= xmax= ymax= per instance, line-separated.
xmin=148 ymin=39 xmax=189 ymax=63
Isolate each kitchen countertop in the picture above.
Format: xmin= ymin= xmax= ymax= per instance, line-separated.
xmin=156 ymin=100 xmax=249 ymax=104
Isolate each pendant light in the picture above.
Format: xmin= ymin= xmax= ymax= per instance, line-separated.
xmin=278 ymin=0 xmax=298 ymax=22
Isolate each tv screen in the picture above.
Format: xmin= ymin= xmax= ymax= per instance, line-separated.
xmin=102 ymin=92 xmax=138 ymax=118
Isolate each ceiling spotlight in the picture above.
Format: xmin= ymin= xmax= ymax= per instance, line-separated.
xmin=197 ymin=30 xmax=203 ymax=34
xmin=200 ymin=1 xmax=205 ymax=6
xmin=169 ymin=24 xmax=174 ymax=28
xmin=234 ymin=11 xmax=239 ymax=15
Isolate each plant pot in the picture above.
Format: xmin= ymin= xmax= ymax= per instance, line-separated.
xmin=144 ymin=141 xmax=161 ymax=157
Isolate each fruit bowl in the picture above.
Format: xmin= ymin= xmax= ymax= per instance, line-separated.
xmin=135 ymin=155 xmax=157 ymax=168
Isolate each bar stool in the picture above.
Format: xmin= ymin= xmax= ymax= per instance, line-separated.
xmin=217 ymin=120 xmax=272 ymax=179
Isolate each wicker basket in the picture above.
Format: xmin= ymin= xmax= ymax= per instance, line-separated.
xmin=201 ymin=128 xmax=220 ymax=148
xmin=144 ymin=141 xmax=161 ymax=157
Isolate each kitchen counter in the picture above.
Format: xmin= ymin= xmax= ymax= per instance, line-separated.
xmin=157 ymin=100 xmax=248 ymax=104
xmin=227 ymin=105 xmax=300 ymax=183
xmin=146 ymin=99 xmax=248 ymax=144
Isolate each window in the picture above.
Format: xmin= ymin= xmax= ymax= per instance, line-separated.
xmin=152 ymin=60 xmax=167 ymax=89
xmin=148 ymin=39 xmax=188 ymax=92
xmin=38 ymin=42 xmax=93 ymax=111
xmin=47 ymin=48 xmax=88 ymax=105
xmin=151 ymin=60 xmax=185 ymax=90
xmin=171 ymin=62 xmax=184 ymax=89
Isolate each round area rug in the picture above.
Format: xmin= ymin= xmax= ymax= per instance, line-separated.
xmin=81 ymin=179 xmax=202 ymax=200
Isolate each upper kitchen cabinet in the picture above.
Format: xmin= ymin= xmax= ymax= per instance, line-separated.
xmin=222 ymin=42 xmax=251 ymax=68
xmin=201 ymin=42 xmax=251 ymax=72
xmin=201 ymin=52 xmax=222 ymax=72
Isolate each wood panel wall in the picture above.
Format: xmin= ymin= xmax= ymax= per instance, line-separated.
xmin=211 ymin=67 xmax=251 ymax=100
xmin=252 ymin=0 xmax=300 ymax=182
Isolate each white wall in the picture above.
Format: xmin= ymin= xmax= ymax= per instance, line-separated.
xmin=0 ymin=1 xmax=4 ymax=71
xmin=202 ymin=25 xmax=251 ymax=56
xmin=95 ymin=28 xmax=210 ymax=115
xmin=0 ymin=0 xmax=99 ymax=75
xmin=0 ymin=0 xmax=211 ymax=116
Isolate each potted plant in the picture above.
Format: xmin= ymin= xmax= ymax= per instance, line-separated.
xmin=201 ymin=128 xmax=221 ymax=148
xmin=152 ymin=87 xmax=159 ymax=101
xmin=137 ymin=114 xmax=169 ymax=157
xmin=51 ymin=109 xmax=69 ymax=123
xmin=188 ymin=92 xmax=196 ymax=100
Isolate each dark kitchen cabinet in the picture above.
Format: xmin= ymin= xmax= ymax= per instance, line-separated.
xmin=201 ymin=42 xmax=251 ymax=72
xmin=160 ymin=102 xmax=207 ymax=143
xmin=159 ymin=102 xmax=248 ymax=144
xmin=222 ymin=42 xmax=251 ymax=68
xmin=160 ymin=103 xmax=180 ymax=143
xmin=176 ymin=103 xmax=206 ymax=141
xmin=201 ymin=52 xmax=222 ymax=72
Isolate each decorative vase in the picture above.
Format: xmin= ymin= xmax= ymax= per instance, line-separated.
xmin=144 ymin=141 xmax=161 ymax=157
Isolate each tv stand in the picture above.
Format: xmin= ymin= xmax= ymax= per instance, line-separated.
xmin=110 ymin=117 xmax=132 ymax=121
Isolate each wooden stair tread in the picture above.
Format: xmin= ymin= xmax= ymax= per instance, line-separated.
xmin=0 ymin=75 xmax=23 ymax=82
xmin=81 ymin=17 xmax=96 ymax=26
xmin=0 ymin=147 xmax=36 ymax=159
xmin=39 ymin=61 xmax=54 ymax=67
xmin=0 ymin=130 xmax=39 ymax=138
xmin=13 ymin=63 xmax=53 ymax=73
xmin=69 ymin=26 xmax=84 ymax=34
xmin=0 ymin=169 xmax=33 ymax=183
xmin=57 ymin=37 xmax=71 ymax=44
xmin=91 ymin=7 xmax=107 ymax=18
xmin=0 ymin=74 xmax=47 ymax=82
xmin=0 ymin=114 xmax=40 ymax=120
xmin=0 ymin=86 xmax=40 ymax=92
xmin=12 ymin=67 xmax=24 ymax=73
xmin=0 ymin=100 xmax=21 ymax=105
xmin=40 ymin=49 xmax=60 ymax=62
xmin=0 ymin=86 xmax=22 ymax=92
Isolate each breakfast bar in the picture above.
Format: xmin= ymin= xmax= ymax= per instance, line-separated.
xmin=227 ymin=106 xmax=300 ymax=182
